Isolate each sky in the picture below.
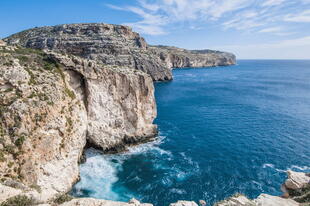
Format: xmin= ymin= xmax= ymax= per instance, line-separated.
xmin=0 ymin=0 xmax=310 ymax=59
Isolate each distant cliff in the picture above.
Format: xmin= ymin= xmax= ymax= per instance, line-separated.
xmin=4 ymin=23 xmax=236 ymax=81
xmin=150 ymin=45 xmax=236 ymax=69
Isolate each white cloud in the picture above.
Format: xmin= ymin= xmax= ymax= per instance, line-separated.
xmin=261 ymin=0 xmax=286 ymax=7
xmin=259 ymin=26 xmax=283 ymax=33
xmin=107 ymin=0 xmax=310 ymax=35
xmin=210 ymin=36 xmax=310 ymax=59
xmin=284 ymin=10 xmax=310 ymax=22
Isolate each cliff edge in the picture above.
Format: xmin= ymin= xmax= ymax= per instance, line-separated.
xmin=4 ymin=23 xmax=236 ymax=81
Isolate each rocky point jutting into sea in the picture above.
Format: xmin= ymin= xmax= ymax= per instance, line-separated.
xmin=0 ymin=23 xmax=308 ymax=206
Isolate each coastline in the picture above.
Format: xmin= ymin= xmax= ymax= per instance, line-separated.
xmin=1 ymin=24 xmax=309 ymax=206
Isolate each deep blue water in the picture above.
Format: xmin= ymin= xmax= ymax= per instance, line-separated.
xmin=72 ymin=60 xmax=310 ymax=206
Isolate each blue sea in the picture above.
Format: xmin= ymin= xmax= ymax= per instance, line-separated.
xmin=71 ymin=60 xmax=310 ymax=206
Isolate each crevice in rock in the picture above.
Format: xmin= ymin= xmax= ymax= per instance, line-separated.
xmin=65 ymin=69 xmax=88 ymax=111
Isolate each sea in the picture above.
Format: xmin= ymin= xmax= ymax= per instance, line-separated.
xmin=71 ymin=60 xmax=310 ymax=206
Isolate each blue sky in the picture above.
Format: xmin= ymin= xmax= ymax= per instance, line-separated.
xmin=0 ymin=0 xmax=310 ymax=59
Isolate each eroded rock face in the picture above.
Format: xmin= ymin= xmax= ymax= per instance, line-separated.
xmin=0 ymin=44 xmax=157 ymax=202
xmin=48 ymin=52 xmax=157 ymax=152
xmin=0 ymin=46 xmax=87 ymax=201
xmin=3 ymin=23 xmax=172 ymax=81
xmin=4 ymin=23 xmax=236 ymax=81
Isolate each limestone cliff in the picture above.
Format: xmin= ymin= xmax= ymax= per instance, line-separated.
xmin=150 ymin=46 xmax=236 ymax=69
xmin=0 ymin=45 xmax=87 ymax=202
xmin=3 ymin=23 xmax=172 ymax=81
xmin=47 ymin=52 xmax=157 ymax=152
xmin=0 ymin=43 xmax=156 ymax=203
xmin=4 ymin=23 xmax=236 ymax=81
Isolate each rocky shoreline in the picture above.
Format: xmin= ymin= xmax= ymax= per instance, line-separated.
xmin=0 ymin=23 xmax=308 ymax=206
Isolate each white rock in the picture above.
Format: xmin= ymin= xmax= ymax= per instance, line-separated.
xmin=60 ymin=198 xmax=153 ymax=206
xmin=285 ymin=170 xmax=310 ymax=190
xmin=169 ymin=200 xmax=199 ymax=206
xmin=254 ymin=194 xmax=299 ymax=206
xmin=215 ymin=195 xmax=256 ymax=206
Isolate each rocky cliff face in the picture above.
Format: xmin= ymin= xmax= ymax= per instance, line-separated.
xmin=150 ymin=46 xmax=236 ymax=69
xmin=0 ymin=43 xmax=156 ymax=203
xmin=0 ymin=45 xmax=87 ymax=202
xmin=4 ymin=23 xmax=236 ymax=81
xmin=48 ymin=52 xmax=157 ymax=152
xmin=3 ymin=23 xmax=172 ymax=81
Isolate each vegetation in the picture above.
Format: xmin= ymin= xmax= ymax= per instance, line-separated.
xmin=0 ymin=195 xmax=35 ymax=206
xmin=53 ymin=194 xmax=73 ymax=204
xmin=64 ymin=88 xmax=76 ymax=100
xmin=14 ymin=135 xmax=26 ymax=148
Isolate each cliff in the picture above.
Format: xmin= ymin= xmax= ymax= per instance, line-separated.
xmin=4 ymin=23 xmax=236 ymax=81
xmin=0 ymin=43 xmax=156 ymax=203
xmin=3 ymin=23 xmax=172 ymax=81
xmin=0 ymin=23 xmax=238 ymax=205
xmin=150 ymin=45 xmax=236 ymax=69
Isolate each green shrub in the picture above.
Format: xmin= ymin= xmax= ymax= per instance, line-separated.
xmin=0 ymin=195 xmax=34 ymax=206
xmin=15 ymin=135 xmax=26 ymax=148
xmin=53 ymin=194 xmax=73 ymax=204
xmin=64 ymin=88 xmax=76 ymax=100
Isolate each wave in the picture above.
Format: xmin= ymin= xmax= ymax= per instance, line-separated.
xmin=72 ymin=135 xmax=171 ymax=201
xmin=262 ymin=163 xmax=310 ymax=173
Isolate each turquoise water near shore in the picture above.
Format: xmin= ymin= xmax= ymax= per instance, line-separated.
xmin=71 ymin=60 xmax=310 ymax=206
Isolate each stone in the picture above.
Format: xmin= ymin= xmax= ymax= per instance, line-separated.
xmin=198 ymin=200 xmax=206 ymax=206
xmin=0 ymin=40 xmax=6 ymax=46
xmin=214 ymin=194 xmax=256 ymax=206
xmin=254 ymin=194 xmax=299 ymax=206
xmin=60 ymin=198 xmax=153 ymax=206
xmin=285 ymin=170 xmax=310 ymax=190
xmin=128 ymin=198 xmax=141 ymax=205
xmin=169 ymin=200 xmax=199 ymax=206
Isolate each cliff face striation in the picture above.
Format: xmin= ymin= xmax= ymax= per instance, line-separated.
xmin=150 ymin=45 xmax=236 ymax=69
xmin=4 ymin=23 xmax=236 ymax=81
xmin=3 ymin=23 xmax=172 ymax=81
xmin=0 ymin=43 xmax=156 ymax=203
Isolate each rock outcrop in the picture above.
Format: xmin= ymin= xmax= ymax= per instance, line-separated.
xmin=4 ymin=23 xmax=236 ymax=81
xmin=282 ymin=170 xmax=310 ymax=204
xmin=0 ymin=43 xmax=156 ymax=203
